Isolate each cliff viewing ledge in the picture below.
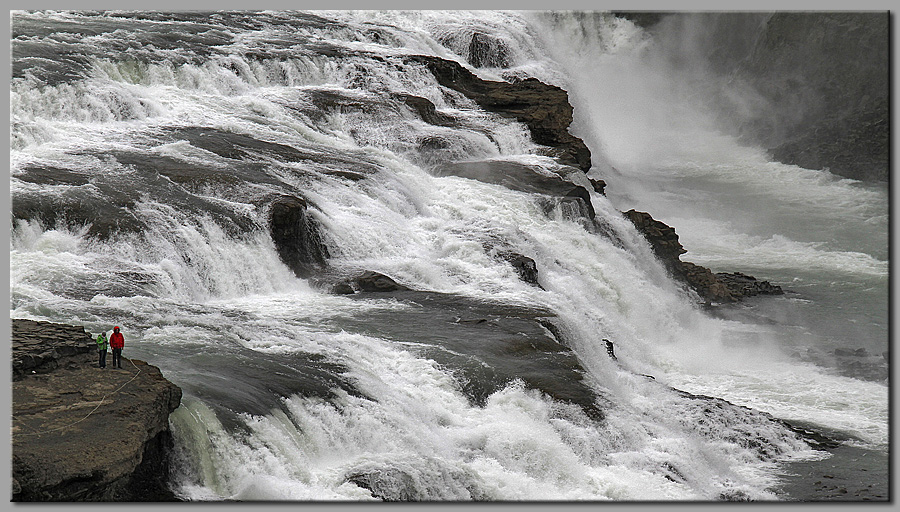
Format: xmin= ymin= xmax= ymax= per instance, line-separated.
xmin=11 ymin=318 xmax=182 ymax=501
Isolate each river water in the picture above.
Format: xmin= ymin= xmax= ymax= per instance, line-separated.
xmin=9 ymin=10 xmax=888 ymax=501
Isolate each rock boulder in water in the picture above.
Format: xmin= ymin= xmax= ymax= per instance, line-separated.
xmin=588 ymin=177 xmax=607 ymax=195
xmin=397 ymin=93 xmax=459 ymax=128
xmin=268 ymin=195 xmax=330 ymax=278
xmin=498 ymin=252 xmax=542 ymax=288
xmin=353 ymin=271 xmax=411 ymax=292
xmin=467 ymin=31 xmax=513 ymax=69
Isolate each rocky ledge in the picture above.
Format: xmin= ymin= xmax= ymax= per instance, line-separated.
xmin=624 ymin=209 xmax=783 ymax=303
xmin=406 ymin=54 xmax=593 ymax=172
xmin=12 ymin=319 xmax=183 ymax=502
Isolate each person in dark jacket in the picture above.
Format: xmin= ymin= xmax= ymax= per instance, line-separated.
xmin=109 ymin=326 xmax=125 ymax=369
xmin=96 ymin=331 xmax=108 ymax=368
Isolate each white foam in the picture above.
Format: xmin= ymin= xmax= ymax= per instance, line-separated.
xmin=11 ymin=10 xmax=888 ymax=502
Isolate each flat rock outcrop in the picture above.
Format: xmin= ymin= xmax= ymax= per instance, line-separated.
xmin=624 ymin=209 xmax=783 ymax=303
xmin=715 ymin=271 xmax=785 ymax=299
xmin=12 ymin=319 xmax=182 ymax=501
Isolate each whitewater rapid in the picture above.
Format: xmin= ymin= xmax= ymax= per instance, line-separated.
xmin=10 ymin=10 xmax=888 ymax=501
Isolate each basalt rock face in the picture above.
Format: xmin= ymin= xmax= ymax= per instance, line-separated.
xmin=624 ymin=210 xmax=782 ymax=303
xmin=638 ymin=12 xmax=889 ymax=182
xmin=745 ymin=12 xmax=889 ymax=182
xmin=12 ymin=319 xmax=183 ymax=502
xmin=406 ymin=54 xmax=592 ymax=172
xmin=769 ymin=97 xmax=888 ymax=182
xmin=268 ymin=194 xmax=331 ymax=278
xmin=623 ymin=210 xmax=686 ymax=263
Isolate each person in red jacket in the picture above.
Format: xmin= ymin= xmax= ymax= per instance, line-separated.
xmin=109 ymin=326 xmax=125 ymax=369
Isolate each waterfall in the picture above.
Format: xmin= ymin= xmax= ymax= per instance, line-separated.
xmin=10 ymin=10 xmax=888 ymax=501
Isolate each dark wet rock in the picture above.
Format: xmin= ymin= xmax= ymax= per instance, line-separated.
xmin=612 ymin=12 xmax=667 ymax=29
xmin=110 ymin=150 xmax=279 ymax=189
xmin=11 ymin=127 xmax=382 ymax=242
xmin=12 ymin=152 xmax=264 ymax=241
xmin=718 ymin=489 xmax=752 ymax=501
xmin=324 ymin=270 xmax=412 ymax=294
xmin=676 ymin=262 xmax=736 ymax=303
xmin=168 ymin=126 xmax=309 ymax=162
xmin=165 ymin=126 xmax=382 ymax=179
xmin=167 ymin=345 xmax=361 ymax=428
xmin=345 ymin=460 xmax=488 ymax=501
xmin=406 ymin=54 xmax=592 ymax=171
xmin=834 ymin=347 xmax=869 ymax=357
xmin=346 ymin=467 xmax=418 ymax=501
xmin=498 ymin=252 xmax=541 ymax=288
xmin=624 ymin=209 xmax=781 ymax=303
xmin=673 ymin=386 xmax=841 ymax=457
xmin=11 ymin=175 xmax=147 ymax=241
xmin=435 ymin=159 xmax=595 ymax=220
xmin=623 ymin=209 xmax=686 ymax=262
xmin=397 ymin=93 xmax=459 ymax=127
xmin=353 ymin=271 xmax=410 ymax=292
xmin=12 ymin=319 xmax=182 ymax=501
xmin=340 ymin=290 xmax=603 ymax=421
xmin=14 ymin=166 xmax=92 ymax=187
xmin=330 ymin=282 xmax=355 ymax=295
xmin=715 ymin=271 xmax=784 ymax=298
xmin=299 ymin=88 xmax=385 ymax=124
xmin=467 ymin=31 xmax=513 ymax=69
xmin=434 ymin=27 xmax=514 ymax=70
xmin=588 ymin=177 xmax=607 ymax=195
xmin=268 ymin=195 xmax=330 ymax=278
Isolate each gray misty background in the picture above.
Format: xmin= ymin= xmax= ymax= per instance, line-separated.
xmin=615 ymin=12 xmax=889 ymax=182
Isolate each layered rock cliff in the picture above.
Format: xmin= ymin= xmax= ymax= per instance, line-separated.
xmin=620 ymin=12 xmax=888 ymax=182
xmin=406 ymin=54 xmax=593 ymax=172
xmin=12 ymin=319 xmax=183 ymax=501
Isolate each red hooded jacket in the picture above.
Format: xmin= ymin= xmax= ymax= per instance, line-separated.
xmin=110 ymin=331 xmax=124 ymax=349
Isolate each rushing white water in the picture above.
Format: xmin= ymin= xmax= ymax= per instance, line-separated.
xmin=10 ymin=10 xmax=888 ymax=501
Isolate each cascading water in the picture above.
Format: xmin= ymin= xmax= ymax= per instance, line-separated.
xmin=10 ymin=10 xmax=888 ymax=501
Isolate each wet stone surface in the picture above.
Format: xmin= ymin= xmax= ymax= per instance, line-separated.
xmin=12 ymin=319 xmax=182 ymax=501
